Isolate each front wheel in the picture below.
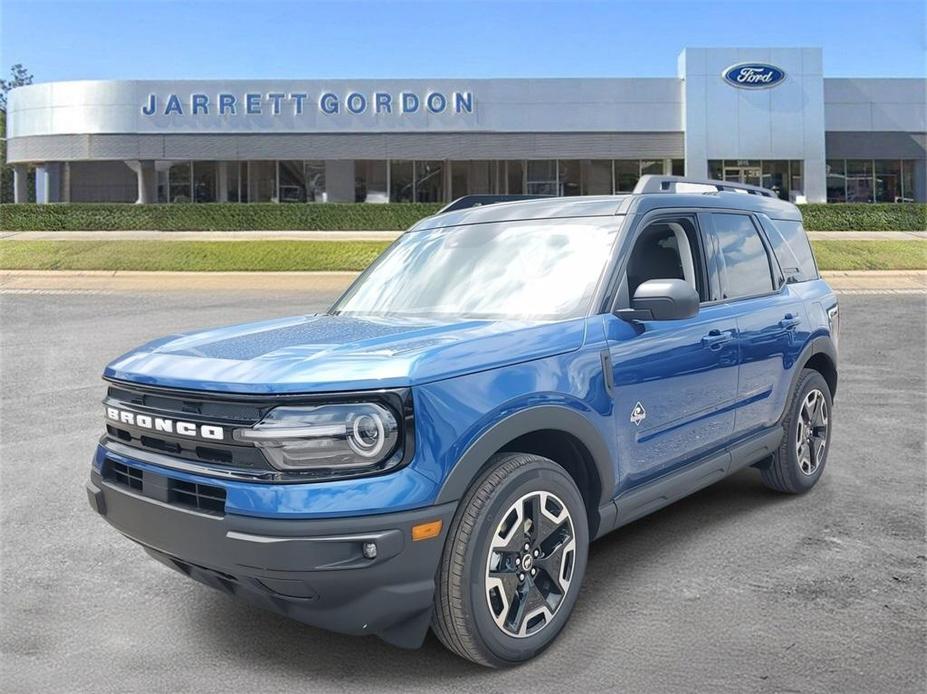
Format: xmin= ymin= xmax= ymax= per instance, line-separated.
xmin=432 ymin=452 xmax=589 ymax=667
xmin=761 ymin=369 xmax=833 ymax=494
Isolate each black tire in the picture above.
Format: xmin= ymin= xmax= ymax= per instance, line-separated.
xmin=761 ymin=369 xmax=833 ymax=494
xmin=432 ymin=452 xmax=589 ymax=667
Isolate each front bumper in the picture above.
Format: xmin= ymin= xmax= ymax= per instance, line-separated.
xmin=87 ymin=468 xmax=456 ymax=648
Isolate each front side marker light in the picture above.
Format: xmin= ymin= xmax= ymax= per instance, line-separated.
xmin=412 ymin=519 xmax=443 ymax=542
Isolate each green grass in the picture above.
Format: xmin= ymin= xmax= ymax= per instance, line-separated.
xmin=0 ymin=239 xmax=924 ymax=272
xmin=812 ymin=240 xmax=927 ymax=271
xmin=0 ymin=240 xmax=390 ymax=272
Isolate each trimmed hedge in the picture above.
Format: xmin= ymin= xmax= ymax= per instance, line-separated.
xmin=0 ymin=203 xmax=444 ymax=231
xmin=1 ymin=201 xmax=924 ymax=232
xmin=800 ymin=203 xmax=926 ymax=231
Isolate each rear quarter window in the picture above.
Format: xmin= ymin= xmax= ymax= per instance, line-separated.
xmin=763 ymin=218 xmax=819 ymax=283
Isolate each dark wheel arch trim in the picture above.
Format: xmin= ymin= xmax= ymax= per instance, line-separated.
xmin=782 ymin=335 xmax=838 ymax=425
xmin=434 ymin=406 xmax=616 ymax=536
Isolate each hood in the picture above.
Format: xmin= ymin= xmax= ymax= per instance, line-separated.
xmin=104 ymin=313 xmax=587 ymax=394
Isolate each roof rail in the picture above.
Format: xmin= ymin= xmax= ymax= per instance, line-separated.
xmin=437 ymin=194 xmax=551 ymax=213
xmin=633 ymin=175 xmax=777 ymax=198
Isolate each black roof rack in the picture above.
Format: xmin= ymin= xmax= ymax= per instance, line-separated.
xmin=437 ymin=194 xmax=551 ymax=213
xmin=633 ymin=175 xmax=778 ymax=198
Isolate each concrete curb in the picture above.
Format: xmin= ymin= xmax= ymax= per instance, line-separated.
xmin=0 ymin=269 xmax=360 ymax=293
xmin=1 ymin=269 xmax=924 ymax=293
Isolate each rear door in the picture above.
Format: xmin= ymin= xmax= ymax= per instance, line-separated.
xmin=706 ymin=212 xmax=807 ymax=438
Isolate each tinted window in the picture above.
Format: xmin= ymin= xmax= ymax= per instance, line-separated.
xmin=712 ymin=214 xmax=774 ymax=299
xmin=763 ymin=219 xmax=819 ymax=283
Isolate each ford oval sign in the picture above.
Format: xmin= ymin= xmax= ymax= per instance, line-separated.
xmin=722 ymin=63 xmax=786 ymax=89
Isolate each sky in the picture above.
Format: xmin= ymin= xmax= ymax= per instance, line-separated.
xmin=0 ymin=0 xmax=925 ymax=83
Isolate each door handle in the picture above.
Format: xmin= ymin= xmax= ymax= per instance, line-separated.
xmin=778 ymin=314 xmax=801 ymax=330
xmin=701 ymin=329 xmax=733 ymax=349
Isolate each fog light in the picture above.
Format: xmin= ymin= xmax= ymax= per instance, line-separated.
xmin=362 ymin=541 xmax=377 ymax=559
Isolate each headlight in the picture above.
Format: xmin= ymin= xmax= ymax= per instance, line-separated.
xmin=233 ymin=402 xmax=401 ymax=471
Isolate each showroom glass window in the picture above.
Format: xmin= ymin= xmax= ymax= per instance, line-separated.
xmin=505 ymin=161 xmax=525 ymax=194
xmin=193 ymin=162 xmax=217 ymax=203
xmin=415 ymin=161 xmax=445 ymax=202
xmin=615 ymin=161 xmax=640 ymax=192
xmin=846 ymin=160 xmax=874 ymax=202
xmin=559 ymin=160 xmax=582 ymax=196
xmin=248 ymin=162 xmax=277 ymax=202
xmin=826 ymin=160 xmax=847 ymax=202
xmin=168 ymin=163 xmax=192 ymax=203
xmin=526 ymin=161 xmax=558 ymax=196
xmin=451 ymin=161 xmax=498 ymax=198
xmin=584 ymin=160 xmax=613 ymax=195
xmin=390 ymin=161 xmax=414 ymax=202
xmin=875 ymin=160 xmax=902 ymax=203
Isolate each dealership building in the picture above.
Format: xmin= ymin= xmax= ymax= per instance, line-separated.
xmin=6 ymin=47 xmax=926 ymax=205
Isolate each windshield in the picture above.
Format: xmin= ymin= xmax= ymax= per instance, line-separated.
xmin=332 ymin=217 xmax=619 ymax=320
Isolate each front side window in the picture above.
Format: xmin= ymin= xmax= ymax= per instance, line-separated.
xmin=712 ymin=213 xmax=775 ymax=300
xmin=622 ymin=218 xmax=707 ymax=304
xmin=332 ymin=218 xmax=619 ymax=321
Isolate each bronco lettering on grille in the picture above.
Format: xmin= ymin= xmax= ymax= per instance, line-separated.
xmin=106 ymin=407 xmax=225 ymax=440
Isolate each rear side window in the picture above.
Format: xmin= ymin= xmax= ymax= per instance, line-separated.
xmin=763 ymin=219 xmax=819 ymax=283
xmin=712 ymin=213 xmax=775 ymax=300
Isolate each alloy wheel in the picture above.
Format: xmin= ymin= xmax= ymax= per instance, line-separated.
xmin=484 ymin=491 xmax=576 ymax=638
xmin=796 ymin=388 xmax=828 ymax=476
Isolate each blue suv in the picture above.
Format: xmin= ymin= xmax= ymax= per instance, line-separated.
xmin=88 ymin=176 xmax=838 ymax=667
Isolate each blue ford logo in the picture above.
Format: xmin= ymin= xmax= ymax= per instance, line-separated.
xmin=722 ymin=63 xmax=786 ymax=89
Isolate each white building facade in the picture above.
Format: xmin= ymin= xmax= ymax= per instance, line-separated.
xmin=6 ymin=47 xmax=926 ymax=205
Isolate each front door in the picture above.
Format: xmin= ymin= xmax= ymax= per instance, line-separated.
xmin=605 ymin=215 xmax=739 ymax=490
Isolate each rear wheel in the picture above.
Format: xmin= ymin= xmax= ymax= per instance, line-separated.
xmin=432 ymin=452 xmax=589 ymax=667
xmin=761 ymin=369 xmax=833 ymax=494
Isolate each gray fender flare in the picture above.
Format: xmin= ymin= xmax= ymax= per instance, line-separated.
xmin=434 ymin=405 xmax=617 ymax=531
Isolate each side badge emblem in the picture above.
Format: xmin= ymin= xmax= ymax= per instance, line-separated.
xmin=630 ymin=402 xmax=647 ymax=426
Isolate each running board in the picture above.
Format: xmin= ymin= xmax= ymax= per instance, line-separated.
xmin=610 ymin=426 xmax=783 ymax=530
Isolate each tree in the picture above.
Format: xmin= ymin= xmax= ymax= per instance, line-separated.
xmin=1 ymin=64 xmax=35 ymax=202
xmin=0 ymin=63 xmax=34 ymax=112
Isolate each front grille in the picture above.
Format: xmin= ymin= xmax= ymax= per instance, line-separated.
xmin=104 ymin=459 xmax=227 ymax=516
xmin=169 ymin=479 xmax=227 ymax=515
xmin=102 ymin=382 xmax=273 ymax=473
xmin=110 ymin=461 xmax=143 ymax=491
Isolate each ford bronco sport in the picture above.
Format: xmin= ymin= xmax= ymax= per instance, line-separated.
xmin=88 ymin=176 xmax=838 ymax=667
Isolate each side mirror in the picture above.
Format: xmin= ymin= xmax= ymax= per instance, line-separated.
xmin=616 ymin=279 xmax=699 ymax=322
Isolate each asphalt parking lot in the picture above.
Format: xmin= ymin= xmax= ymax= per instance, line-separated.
xmin=1 ymin=288 xmax=924 ymax=693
